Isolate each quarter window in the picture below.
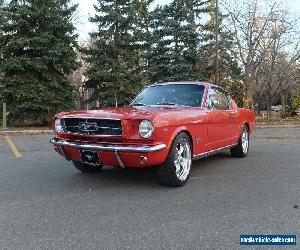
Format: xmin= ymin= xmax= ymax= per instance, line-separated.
xmin=206 ymin=87 xmax=230 ymax=110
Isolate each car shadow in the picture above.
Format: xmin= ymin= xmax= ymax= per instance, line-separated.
xmin=63 ymin=151 xmax=234 ymax=188
xmin=70 ymin=166 xmax=160 ymax=188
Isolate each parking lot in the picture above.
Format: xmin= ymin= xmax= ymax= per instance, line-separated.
xmin=0 ymin=128 xmax=299 ymax=249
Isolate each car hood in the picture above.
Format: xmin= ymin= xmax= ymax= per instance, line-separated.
xmin=56 ymin=106 xmax=205 ymax=121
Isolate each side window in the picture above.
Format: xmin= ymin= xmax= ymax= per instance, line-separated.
xmin=206 ymin=87 xmax=230 ymax=110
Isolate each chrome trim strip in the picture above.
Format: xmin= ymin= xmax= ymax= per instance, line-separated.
xmin=193 ymin=144 xmax=238 ymax=160
xmin=64 ymin=126 xmax=121 ymax=130
xmin=61 ymin=117 xmax=121 ymax=121
xmin=63 ymin=131 xmax=123 ymax=137
xmin=49 ymin=137 xmax=166 ymax=153
xmin=96 ymin=126 xmax=122 ymax=130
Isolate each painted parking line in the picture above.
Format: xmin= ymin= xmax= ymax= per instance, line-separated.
xmin=4 ymin=136 xmax=22 ymax=158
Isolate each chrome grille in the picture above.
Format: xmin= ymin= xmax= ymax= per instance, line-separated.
xmin=63 ymin=118 xmax=122 ymax=136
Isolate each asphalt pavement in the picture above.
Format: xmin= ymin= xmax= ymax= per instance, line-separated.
xmin=0 ymin=128 xmax=299 ymax=250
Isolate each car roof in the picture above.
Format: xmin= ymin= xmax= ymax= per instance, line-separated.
xmin=148 ymin=81 xmax=230 ymax=96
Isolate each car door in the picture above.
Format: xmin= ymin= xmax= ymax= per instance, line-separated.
xmin=205 ymin=87 xmax=234 ymax=150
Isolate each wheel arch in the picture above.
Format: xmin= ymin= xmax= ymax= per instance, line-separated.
xmin=181 ymin=130 xmax=193 ymax=151
xmin=244 ymin=122 xmax=250 ymax=133
xmin=168 ymin=126 xmax=194 ymax=154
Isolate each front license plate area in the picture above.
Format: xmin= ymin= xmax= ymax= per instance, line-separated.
xmin=80 ymin=150 xmax=100 ymax=165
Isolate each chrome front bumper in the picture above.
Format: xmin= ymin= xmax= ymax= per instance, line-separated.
xmin=49 ymin=137 xmax=166 ymax=153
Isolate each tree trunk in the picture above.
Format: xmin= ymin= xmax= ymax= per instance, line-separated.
xmin=266 ymin=95 xmax=272 ymax=123
xmin=281 ymin=92 xmax=286 ymax=116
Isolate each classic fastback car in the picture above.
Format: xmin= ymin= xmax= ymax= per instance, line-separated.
xmin=50 ymin=82 xmax=255 ymax=187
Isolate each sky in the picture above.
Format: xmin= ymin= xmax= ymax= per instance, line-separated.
xmin=75 ymin=0 xmax=300 ymax=42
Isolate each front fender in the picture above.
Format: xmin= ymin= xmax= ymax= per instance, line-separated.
xmin=167 ymin=125 xmax=193 ymax=152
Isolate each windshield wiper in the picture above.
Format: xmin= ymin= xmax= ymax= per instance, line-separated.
xmin=132 ymin=102 xmax=179 ymax=107
xmin=130 ymin=102 xmax=147 ymax=106
xmin=156 ymin=102 xmax=177 ymax=106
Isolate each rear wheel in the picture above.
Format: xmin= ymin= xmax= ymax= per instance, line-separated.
xmin=72 ymin=161 xmax=103 ymax=172
xmin=157 ymin=132 xmax=192 ymax=187
xmin=230 ymin=125 xmax=249 ymax=158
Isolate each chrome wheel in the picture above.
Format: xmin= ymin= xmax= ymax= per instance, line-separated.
xmin=157 ymin=132 xmax=192 ymax=187
xmin=230 ymin=125 xmax=250 ymax=158
xmin=174 ymin=138 xmax=192 ymax=181
xmin=241 ymin=129 xmax=249 ymax=154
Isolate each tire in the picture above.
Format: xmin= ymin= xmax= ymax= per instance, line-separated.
xmin=156 ymin=132 xmax=192 ymax=187
xmin=230 ymin=125 xmax=249 ymax=158
xmin=72 ymin=160 xmax=103 ymax=173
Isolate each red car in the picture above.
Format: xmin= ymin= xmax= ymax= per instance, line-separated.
xmin=50 ymin=82 xmax=255 ymax=187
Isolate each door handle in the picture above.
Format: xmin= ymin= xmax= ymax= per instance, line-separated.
xmin=230 ymin=110 xmax=237 ymax=116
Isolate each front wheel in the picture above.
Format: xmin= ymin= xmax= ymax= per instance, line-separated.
xmin=230 ymin=125 xmax=249 ymax=158
xmin=72 ymin=161 xmax=103 ymax=172
xmin=156 ymin=132 xmax=192 ymax=187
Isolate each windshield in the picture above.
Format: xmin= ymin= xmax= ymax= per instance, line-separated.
xmin=131 ymin=84 xmax=205 ymax=107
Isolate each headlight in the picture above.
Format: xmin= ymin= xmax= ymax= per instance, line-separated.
xmin=139 ymin=120 xmax=154 ymax=139
xmin=55 ymin=118 xmax=64 ymax=133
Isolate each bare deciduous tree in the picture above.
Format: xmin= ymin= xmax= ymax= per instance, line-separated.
xmin=225 ymin=0 xmax=279 ymax=101
xmin=224 ymin=0 xmax=300 ymax=121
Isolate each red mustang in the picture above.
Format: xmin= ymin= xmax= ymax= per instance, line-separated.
xmin=50 ymin=82 xmax=255 ymax=187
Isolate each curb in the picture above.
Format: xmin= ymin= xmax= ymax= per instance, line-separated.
xmin=0 ymin=130 xmax=54 ymax=136
xmin=255 ymin=125 xmax=300 ymax=129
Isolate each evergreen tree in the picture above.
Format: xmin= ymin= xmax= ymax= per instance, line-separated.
xmin=147 ymin=0 xmax=208 ymax=83
xmin=83 ymin=0 xmax=151 ymax=107
xmin=0 ymin=0 xmax=79 ymax=125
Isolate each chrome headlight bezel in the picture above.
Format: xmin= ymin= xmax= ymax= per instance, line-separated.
xmin=55 ymin=118 xmax=64 ymax=133
xmin=139 ymin=120 xmax=154 ymax=139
